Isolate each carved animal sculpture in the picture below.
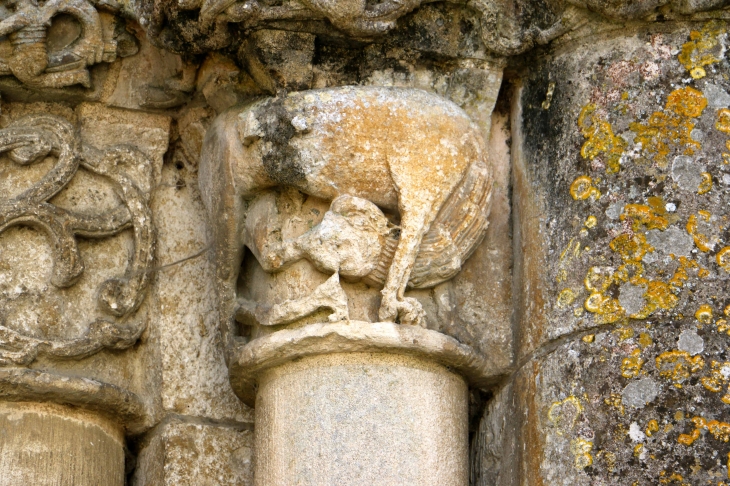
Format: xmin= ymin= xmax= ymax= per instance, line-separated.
xmin=199 ymin=86 xmax=493 ymax=329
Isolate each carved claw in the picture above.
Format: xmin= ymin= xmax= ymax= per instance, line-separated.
xmin=379 ymin=295 xmax=425 ymax=327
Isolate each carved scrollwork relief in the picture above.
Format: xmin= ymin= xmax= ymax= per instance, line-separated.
xmin=0 ymin=113 xmax=155 ymax=365
xmin=0 ymin=0 xmax=118 ymax=88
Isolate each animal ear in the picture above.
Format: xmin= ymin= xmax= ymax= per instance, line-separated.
xmin=237 ymin=110 xmax=264 ymax=146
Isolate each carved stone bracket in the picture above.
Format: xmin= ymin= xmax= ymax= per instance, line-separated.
xmin=0 ymin=113 xmax=155 ymax=365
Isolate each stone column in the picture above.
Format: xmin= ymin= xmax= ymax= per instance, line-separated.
xmin=229 ymin=322 xmax=494 ymax=485
xmin=199 ymin=64 xmax=508 ymax=485
xmin=0 ymin=402 xmax=125 ymax=486
xmin=476 ymin=17 xmax=730 ymax=485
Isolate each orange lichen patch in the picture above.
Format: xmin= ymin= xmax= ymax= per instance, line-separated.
xmin=717 ymin=108 xmax=730 ymax=134
xmin=678 ymin=22 xmax=726 ymax=79
xmin=686 ymin=416 xmax=730 ymax=443
xmin=660 ymin=471 xmax=690 ymax=485
xmin=717 ymin=247 xmax=730 ymax=272
xmin=717 ymin=319 xmax=729 ymax=334
xmin=557 ymin=288 xmax=577 ymax=308
xmin=610 ymin=233 xmax=651 ymax=262
xmin=632 ymin=280 xmax=679 ymax=319
xmin=548 ymin=396 xmax=583 ymax=434
xmin=700 ymin=361 xmax=730 ymax=403
xmin=678 ymin=427 xmax=701 ymax=446
xmin=666 ymin=86 xmax=708 ymax=118
xmin=646 ymin=419 xmax=660 ymax=437
xmin=698 ymin=172 xmax=713 ymax=194
xmin=621 ymin=203 xmax=669 ymax=231
xmin=585 ymin=266 xmax=614 ymax=292
xmin=639 ymin=332 xmax=653 ymax=348
xmin=570 ymin=175 xmax=601 ymax=201
xmin=614 ymin=327 xmax=635 ymax=340
xmin=698 ymin=267 xmax=710 ymax=278
xmin=578 ymin=104 xmax=627 ymax=174
xmin=622 ymin=349 xmax=645 ymax=378
xmin=687 ymin=211 xmax=714 ymax=252
xmin=695 ymin=304 xmax=714 ymax=324
xmin=585 ymin=292 xmax=625 ymax=324
xmin=656 ymin=350 xmax=705 ymax=387
xmin=604 ymin=393 xmax=626 ymax=415
xmin=630 ymin=87 xmax=707 ymax=166
xmin=669 ymin=257 xmax=698 ymax=288
xmin=633 ymin=443 xmax=644 ymax=457
xmin=570 ymin=438 xmax=594 ymax=469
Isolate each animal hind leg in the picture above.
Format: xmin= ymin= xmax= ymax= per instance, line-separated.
xmin=377 ymin=202 xmax=436 ymax=327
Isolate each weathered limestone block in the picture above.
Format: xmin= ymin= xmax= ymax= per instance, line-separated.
xmin=507 ymin=18 xmax=730 ymax=484
xmin=133 ymin=420 xmax=253 ymax=485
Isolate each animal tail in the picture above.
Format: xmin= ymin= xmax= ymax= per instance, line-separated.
xmin=364 ymin=159 xmax=494 ymax=289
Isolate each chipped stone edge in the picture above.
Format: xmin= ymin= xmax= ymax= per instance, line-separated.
xmin=229 ymin=321 xmax=496 ymax=407
xmin=0 ymin=368 xmax=153 ymax=435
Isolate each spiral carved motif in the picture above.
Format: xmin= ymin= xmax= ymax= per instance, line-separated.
xmin=0 ymin=114 xmax=155 ymax=365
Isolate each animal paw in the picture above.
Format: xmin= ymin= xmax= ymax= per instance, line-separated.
xmin=378 ymin=296 xmax=426 ymax=327
xmin=396 ymin=297 xmax=426 ymax=327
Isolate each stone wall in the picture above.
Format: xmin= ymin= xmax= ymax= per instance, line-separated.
xmin=0 ymin=0 xmax=728 ymax=484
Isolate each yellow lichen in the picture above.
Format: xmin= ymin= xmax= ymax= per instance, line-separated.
xmin=634 ymin=280 xmax=679 ymax=319
xmin=717 ymin=319 xmax=729 ymax=334
xmin=638 ymin=332 xmax=653 ymax=348
xmin=630 ymin=87 xmax=707 ymax=166
xmin=557 ymin=288 xmax=577 ymax=308
xmin=610 ymin=233 xmax=651 ymax=262
xmin=656 ymin=351 xmax=705 ymax=387
xmin=698 ymin=172 xmax=713 ymax=194
xmin=717 ymin=108 xmax=730 ymax=134
xmin=578 ymin=104 xmax=627 ymax=174
xmin=646 ymin=419 xmax=660 ymax=437
xmin=700 ymin=361 xmax=730 ymax=403
xmin=584 ymin=266 xmax=613 ymax=292
xmin=622 ymin=203 xmax=669 ymax=231
xmin=659 ymin=471 xmax=689 ymax=485
xmin=570 ymin=175 xmax=601 ymax=201
xmin=570 ymin=438 xmax=594 ymax=469
xmin=687 ymin=211 xmax=714 ymax=252
xmin=717 ymin=247 xmax=730 ymax=272
xmin=604 ymin=393 xmax=625 ymax=415
xmin=548 ymin=396 xmax=583 ymax=434
xmin=585 ymin=292 xmax=625 ymax=324
xmin=683 ymin=416 xmax=730 ymax=444
xmin=622 ymin=349 xmax=645 ymax=378
xmin=695 ymin=304 xmax=714 ymax=324
xmin=582 ymin=334 xmax=595 ymax=343
xmin=678 ymin=22 xmax=726 ymax=79
xmin=678 ymin=427 xmax=701 ymax=446
xmin=633 ymin=443 xmax=644 ymax=457
xmin=615 ymin=327 xmax=635 ymax=341
xmin=585 ymin=215 xmax=598 ymax=228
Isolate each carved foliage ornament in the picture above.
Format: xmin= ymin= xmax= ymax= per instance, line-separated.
xmin=0 ymin=114 xmax=155 ymax=365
